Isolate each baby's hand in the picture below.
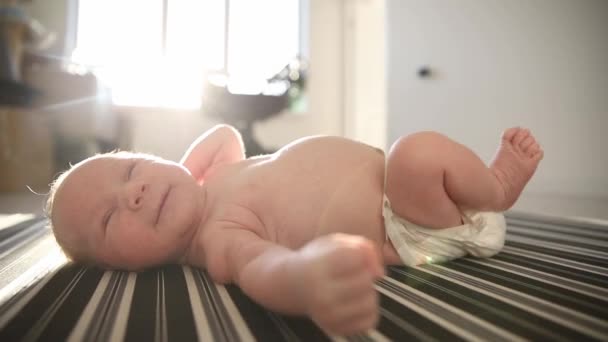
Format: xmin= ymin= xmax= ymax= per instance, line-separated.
xmin=296 ymin=233 xmax=385 ymax=336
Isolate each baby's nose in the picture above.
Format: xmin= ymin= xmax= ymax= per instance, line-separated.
xmin=125 ymin=181 xmax=147 ymax=210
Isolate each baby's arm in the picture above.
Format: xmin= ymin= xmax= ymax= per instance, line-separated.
xmin=206 ymin=229 xmax=385 ymax=335
xmin=180 ymin=124 xmax=245 ymax=183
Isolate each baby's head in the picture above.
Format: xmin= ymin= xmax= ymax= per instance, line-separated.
xmin=47 ymin=151 xmax=206 ymax=270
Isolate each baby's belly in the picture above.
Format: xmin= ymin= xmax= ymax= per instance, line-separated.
xmin=274 ymin=188 xmax=385 ymax=246
xmin=270 ymin=190 xmax=403 ymax=265
xmin=253 ymin=136 xmax=390 ymax=255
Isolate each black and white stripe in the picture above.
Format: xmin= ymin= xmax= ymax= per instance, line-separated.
xmin=0 ymin=212 xmax=606 ymax=341
xmin=67 ymin=270 xmax=136 ymax=342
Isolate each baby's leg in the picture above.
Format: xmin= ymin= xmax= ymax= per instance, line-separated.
xmin=385 ymin=128 xmax=543 ymax=229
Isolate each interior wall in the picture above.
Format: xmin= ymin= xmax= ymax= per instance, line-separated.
xmin=342 ymin=0 xmax=386 ymax=149
xmin=386 ymin=0 xmax=608 ymax=199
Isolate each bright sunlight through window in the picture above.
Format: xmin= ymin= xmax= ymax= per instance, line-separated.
xmin=72 ymin=0 xmax=302 ymax=109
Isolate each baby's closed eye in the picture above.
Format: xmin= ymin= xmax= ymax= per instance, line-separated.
xmin=126 ymin=162 xmax=137 ymax=180
xmin=102 ymin=207 xmax=116 ymax=231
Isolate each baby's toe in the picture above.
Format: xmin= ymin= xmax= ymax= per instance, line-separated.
xmin=513 ymin=128 xmax=530 ymax=146
xmin=533 ymin=149 xmax=544 ymax=161
xmin=502 ymin=127 xmax=520 ymax=143
xmin=526 ymin=143 xmax=540 ymax=157
xmin=520 ymin=135 xmax=536 ymax=152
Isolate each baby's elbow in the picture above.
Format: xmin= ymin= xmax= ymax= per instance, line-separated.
xmin=214 ymin=124 xmax=241 ymax=141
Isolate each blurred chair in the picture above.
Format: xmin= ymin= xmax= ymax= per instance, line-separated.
xmin=202 ymin=82 xmax=289 ymax=156
xmin=0 ymin=2 xmax=51 ymax=193
xmin=202 ymin=58 xmax=307 ymax=156
xmin=22 ymin=53 xmax=129 ymax=174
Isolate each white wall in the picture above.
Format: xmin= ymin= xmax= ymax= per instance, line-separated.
xmin=342 ymin=0 xmax=387 ymax=149
xmin=386 ymin=0 xmax=608 ymax=199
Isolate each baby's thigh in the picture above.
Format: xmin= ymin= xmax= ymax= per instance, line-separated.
xmin=385 ymin=134 xmax=462 ymax=229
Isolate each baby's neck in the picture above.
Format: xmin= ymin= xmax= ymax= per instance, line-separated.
xmin=180 ymin=236 xmax=205 ymax=268
xmin=180 ymin=184 xmax=210 ymax=268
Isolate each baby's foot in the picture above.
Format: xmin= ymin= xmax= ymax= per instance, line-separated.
xmin=490 ymin=127 xmax=544 ymax=210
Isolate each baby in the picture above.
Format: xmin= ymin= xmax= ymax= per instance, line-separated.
xmin=47 ymin=124 xmax=543 ymax=336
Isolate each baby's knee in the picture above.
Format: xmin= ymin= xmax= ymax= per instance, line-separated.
xmin=390 ymin=131 xmax=448 ymax=154
xmin=388 ymin=131 xmax=448 ymax=169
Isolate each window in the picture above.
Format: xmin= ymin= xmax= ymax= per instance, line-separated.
xmin=72 ymin=0 xmax=305 ymax=109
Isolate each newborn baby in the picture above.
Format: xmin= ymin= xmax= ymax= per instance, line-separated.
xmin=48 ymin=125 xmax=543 ymax=335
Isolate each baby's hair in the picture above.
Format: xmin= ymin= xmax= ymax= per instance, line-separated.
xmin=46 ymin=150 xmax=139 ymax=264
xmin=46 ymin=167 xmax=79 ymax=261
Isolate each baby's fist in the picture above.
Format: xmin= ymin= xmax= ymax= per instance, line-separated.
xmin=297 ymin=234 xmax=385 ymax=335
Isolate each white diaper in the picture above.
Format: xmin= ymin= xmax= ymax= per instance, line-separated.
xmin=382 ymin=195 xmax=506 ymax=266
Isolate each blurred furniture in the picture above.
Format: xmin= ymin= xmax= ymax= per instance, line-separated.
xmin=0 ymin=50 xmax=124 ymax=193
xmin=202 ymin=59 xmax=307 ymax=156
xmin=0 ymin=107 xmax=52 ymax=193
xmin=203 ymin=82 xmax=289 ymax=156
xmin=0 ymin=2 xmax=51 ymax=193
xmin=0 ymin=1 xmax=125 ymax=193
xmin=23 ymin=53 xmax=127 ymax=172
xmin=0 ymin=1 xmax=50 ymax=106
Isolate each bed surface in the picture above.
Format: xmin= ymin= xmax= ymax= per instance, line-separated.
xmin=0 ymin=212 xmax=607 ymax=341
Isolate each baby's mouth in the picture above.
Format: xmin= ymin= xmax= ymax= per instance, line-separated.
xmin=155 ymin=186 xmax=171 ymax=225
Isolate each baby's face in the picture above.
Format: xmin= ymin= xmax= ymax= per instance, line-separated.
xmin=52 ymin=153 xmax=205 ymax=269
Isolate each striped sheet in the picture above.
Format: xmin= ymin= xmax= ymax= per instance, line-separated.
xmin=0 ymin=213 xmax=606 ymax=341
